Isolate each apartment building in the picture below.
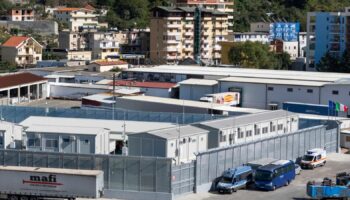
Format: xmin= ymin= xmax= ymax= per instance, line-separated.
xmin=53 ymin=8 xmax=98 ymax=32
xmin=59 ymin=31 xmax=127 ymax=60
xmin=150 ymin=6 xmax=228 ymax=65
xmin=87 ymin=32 xmax=127 ymax=60
xmin=1 ymin=36 xmax=42 ymax=66
xmin=8 ymin=8 xmax=34 ymax=21
xmin=306 ymin=8 xmax=350 ymax=71
xmin=174 ymin=0 xmax=234 ymax=32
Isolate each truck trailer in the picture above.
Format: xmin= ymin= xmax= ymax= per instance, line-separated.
xmin=0 ymin=166 xmax=104 ymax=200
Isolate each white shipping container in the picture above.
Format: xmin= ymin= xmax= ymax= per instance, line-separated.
xmin=0 ymin=166 xmax=104 ymax=199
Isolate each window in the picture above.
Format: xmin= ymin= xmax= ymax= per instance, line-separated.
xmin=262 ymin=127 xmax=268 ymax=134
xmin=63 ymin=138 xmax=70 ymax=143
xmin=28 ymin=138 xmax=40 ymax=147
xmin=268 ymin=87 xmax=274 ymax=91
xmin=246 ymin=130 xmax=252 ymax=137
xmin=287 ymin=88 xmax=293 ymax=92
xmin=254 ymin=125 xmax=260 ymax=135
xmin=45 ymin=139 xmax=58 ymax=148
xmin=307 ymin=89 xmax=313 ymax=93
xmin=84 ymin=140 xmax=90 ymax=144
xmin=332 ymin=90 xmax=339 ymax=95
xmin=346 ymin=136 xmax=350 ymax=142
xmin=278 ymin=124 xmax=283 ymax=131
xmin=170 ymin=143 xmax=174 ymax=147
xmin=220 ymin=132 xmax=226 ymax=142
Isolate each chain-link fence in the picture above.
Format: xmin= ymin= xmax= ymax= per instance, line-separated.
xmin=0 ymin=150 xmax=172 ymax=198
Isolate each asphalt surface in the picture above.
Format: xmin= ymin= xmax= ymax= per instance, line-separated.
xmin=177 ymin=153 xmax=350 ymax=200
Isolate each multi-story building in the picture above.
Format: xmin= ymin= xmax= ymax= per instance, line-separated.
xmin=1 ymin=36 xmax=42 ymax=66
xmin=150 ymin=6 xmax=228 ymax=65
xmin=120 ymin=30 xmax=150 ymax=57
xmin=53 ymin=8 xmax=98 ymax=32
xmin=174 ymin=0 xmax=234 ymax=32
xmin=8 ymin=8 xmax=34 ymax=21
xmin=58 ymin=30 xmax=88 ymax=50
xmin=58 ymin=31 xmax=127 ymax=60
xmin=306 ymin=8 xmax=350 ymax=70
xmin=87 ymin=32 xmax=126 ymax=60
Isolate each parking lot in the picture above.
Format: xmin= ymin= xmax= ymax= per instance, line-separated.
xmin=177 ymin=153 xmax=350 ymax=200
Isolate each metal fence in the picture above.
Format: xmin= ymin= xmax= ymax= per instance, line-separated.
xmin=171 ymin=122 xmax=339 ymax=196
xmin=172 ymin=161 xmax=196 ymax=196
xmin=0 ymin=150 xmax=172 ymax=197
xmin=194 ymin=123 xmax=339 ymax=189
xmin=0 ymin=105 xmax=223 ymax=124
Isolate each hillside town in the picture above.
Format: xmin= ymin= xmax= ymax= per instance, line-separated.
xmin=0 ymin=0 xmax=349 ymax=200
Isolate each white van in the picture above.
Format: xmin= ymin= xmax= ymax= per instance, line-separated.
xmin=300 ymin=148 xmax=326 ymax=169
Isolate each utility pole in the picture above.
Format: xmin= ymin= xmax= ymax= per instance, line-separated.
xmin=112 ymin=73 xmax=116 ymax=120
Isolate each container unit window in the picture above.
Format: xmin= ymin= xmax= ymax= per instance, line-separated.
xmin=246 ymin=130 xmax=252 ymax=137
xmin=0 ymin=131 xmax=3 ymax=148
xmin=262 ymin=127 xmax=268 ymax=134
xmin=28 ymin=138 xmax=41 ymax=147
xmin=45 ymin=139 xmax=58 ymax=148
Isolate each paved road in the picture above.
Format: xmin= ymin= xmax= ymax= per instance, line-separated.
xmin=177 ymin=153 xmax=350 ymax=200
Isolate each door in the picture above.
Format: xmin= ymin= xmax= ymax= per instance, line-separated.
xmin=61 ymin=136 xmax=76 ymax=153
xmin=79 ymin=136 xmax=93 ymax=154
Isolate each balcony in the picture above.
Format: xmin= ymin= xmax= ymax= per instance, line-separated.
xmin=213 ymin=45 xmax=221 ymax=51
xmin=184 ymin=23 xmax=193 ymax=28
xmin=184 ymin=39 xmax=193 ymax=44
xmin=213 ymin=53 xmax=221 ymax=59
xmin=164 ymin=31 xmax=181 ymax=36
xmin=165 ymin=39 xmax=180 ymax=44
xmin=164 ymin=23 xmax=181 ymax=29
xmin=166 ymin=47 xmax=179 ymax=52
xmin=184 ymin=32 xmax=193 ymax=36
xmin=201 ymin=45 xmax=210 ymax=51
xmin=183 ymin=46 xmax=192 ymax=52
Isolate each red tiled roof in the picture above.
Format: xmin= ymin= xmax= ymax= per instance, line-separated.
xmin=93 ymin=60 xmax=128 ymax=66
xmin=0 ymin=73 xmax=47 ymax=89
xmin=2 ymin=36 xmax=29 ymax=47
xmin=110 ymin=80 xmax=176 ymax=89
xmin=84 ymin=4 xmax=95 ymax=10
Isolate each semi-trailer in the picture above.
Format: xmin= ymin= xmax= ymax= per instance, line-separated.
xmin=0 ymin=166 xmax=104 ymax=200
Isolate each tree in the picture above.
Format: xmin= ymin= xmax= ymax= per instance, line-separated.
xmin=228 ymin=41 xmax=292 ymax=70
xmin=317 ymin=50 xmax=350 ymax=73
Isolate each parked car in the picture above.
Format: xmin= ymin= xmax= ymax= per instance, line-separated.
xmin=217 ymin=166 xmax=253 ymax=194
xmin=295 ymin=164 xmax=301 ymax=175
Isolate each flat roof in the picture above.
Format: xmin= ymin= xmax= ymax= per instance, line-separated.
xmin=179 ymin=78 xmax=218 ymax=86
xmin=20 ymin=116 xmax=175 ymax=135
xmin=141 ymin=124 xmax=210 ymax=140
xmin=118 ymin=96 xmax=264 ymax=114
xmin=200 ymin=110 xmax=298 ymax=130
xmin=0 ymin=166 xmax=102 ymax=176
xmin=125 ymin=65 xmax=350 ymax=83
xmin=219 ymin=77 xmax=327 ymax=87
xmin=25 ymin=125 xmax=106 ymax=135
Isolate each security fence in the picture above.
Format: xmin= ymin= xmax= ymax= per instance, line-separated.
xmin=194 ymin=123 xmax=338 ymax=189
xmin=0 ymin=150 xmax=172 ymax=199
xmin=171 ymin=122 xmax=339 ymax=196
xmin=172 ymin=161 xmax=196 ymax=196
xmin=0 ymin=105 xmax=223 ymax=124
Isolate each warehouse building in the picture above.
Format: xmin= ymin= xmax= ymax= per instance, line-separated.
xmin=129 ymin=110 xmax=299 ymax=163
xmin=20 ymin=116 xmax=174 ymax=154
xmin=123 ymin=65 xmax=350 ymax=111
